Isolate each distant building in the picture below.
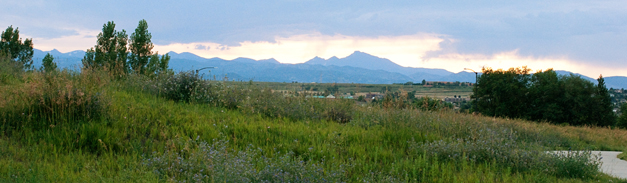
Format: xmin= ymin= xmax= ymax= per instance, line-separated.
xmin=444 ymin=97 xmax=467 ymax=103
xmin=365 ymin=93 xmax=384 ymax=100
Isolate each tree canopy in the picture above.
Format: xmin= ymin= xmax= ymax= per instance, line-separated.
xmin=0 ymin=26 xmax=34 ymax=70
xmin=128 ymin=19 xmax=154 ymax=75
xmin=41 ymin=53 xmax=57 ymax=73
xmin=472 ymin=67 xmax=616 ymax=126
xmin=82 ymin=20 xmax=169 ymax=77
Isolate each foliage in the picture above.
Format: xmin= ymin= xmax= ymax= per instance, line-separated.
xmin=82 ymin=20 xmax=169 ymax=78
xmin=0 ymin=26 xmax=34 ymax=70
xmin=40 ymin=53 xmax=57 ymax=73
xmin=94 ymin=21 xmax=129 ymax=77
xmin=128 ymin=19 xmax=154 ymax=74
xmin=414 ymin=127 xmax=601 ymax=178
xmin=0 ymin=68 xmax=109 ymax=131
xmin=1 ymin=69 xmax=626 ymax=182
xmin=144 ymin=139 xmax=346 ymax=182
xmin=157 ymin=71 xmax=206 ymax=103
xmin=473 ymin=67 xmax=616 ymax=126
xmin=377 ymin=90 xmax=452 ymax=111
xmin=82 ymin=21 xmax=129 ymax=77
xmin=145 ymin=52 xmax=170 ymax=78
xmin=0 ymin=52 xmax=23 ymax=84
xmin=473 ymin=66 xmax=531 ymax=119
xmin=617 ymin=103 xmax=627 ymax=128
xmin=593 ymin=76 xmax=616 ymax=126
xmin=149 ymin=71 xmax=354 ymax=123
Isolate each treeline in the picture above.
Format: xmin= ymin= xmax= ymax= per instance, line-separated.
xmin=472 ymin=67 xmax=615 ymax=126
xmin=0 ymin=19 xmax=169 ymax=79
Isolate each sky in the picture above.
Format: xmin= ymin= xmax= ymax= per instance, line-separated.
xmin=1 ymin=0 xmax=627 ymax=78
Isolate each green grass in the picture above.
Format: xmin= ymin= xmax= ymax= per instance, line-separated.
xmin=0 ymin=70 xmax=626 ymax=182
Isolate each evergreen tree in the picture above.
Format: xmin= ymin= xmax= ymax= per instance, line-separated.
xmin=82 ymin=48 xmax=96 ymax=69
xmin=41 ymin=53 xmax=57 ymax=72
xmin=0 ymin=26 xmax=34 ymax=70
xmin=145 ymin=52 xmax=170 ymax=77
xmin=617 ymin=103 xmax=627 ymax=128
xmin=594 ymin=75 xmax=616 ymax=126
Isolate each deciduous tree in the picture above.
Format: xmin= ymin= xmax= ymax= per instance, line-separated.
xmin=82 ymin=21 xmax=129 ymax=78
xmin=0 ymin=26 xmax=34 ymax=70
xmin=128 ymin=19 xmax=154 ymax=74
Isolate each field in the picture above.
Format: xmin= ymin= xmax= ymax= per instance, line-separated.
xmin=233 ymin=81 xmax=473 ymax=99
xmin=1 ymin=69 xmax=626 ymax=182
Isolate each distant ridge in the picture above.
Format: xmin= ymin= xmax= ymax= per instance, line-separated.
xmin=27 ymin=48 xmax=627 ymax=88
xmin=304 ymin=51 xmax=452 ymax=76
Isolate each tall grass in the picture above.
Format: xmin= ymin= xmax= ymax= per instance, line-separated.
xmin=0 ymin=70 xmax=624 ymax=182
xmin=1 ymin=68 xmax=109 ymax=132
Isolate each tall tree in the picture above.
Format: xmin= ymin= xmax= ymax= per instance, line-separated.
xmin=617 ymin=103 xmax=627 ymax=128
xmin=128 ymin=19 xmax=154 ymax=74
xmin=528 ymin=69 xmax=565 ymax=122
xmin=473 ymin=67 xmax=531 ymax=119
xmin=593 ymin=75 xmax=616 ymax=126
xmin=82 ymin=21 xmax=129 ymax=77
xmin=0 ymin=26 xmax=34 ymax=70
xmin=473 ymin=66 xmax=614 ymax=126
xmin=41 ymin=53 xmax=57 ymax=72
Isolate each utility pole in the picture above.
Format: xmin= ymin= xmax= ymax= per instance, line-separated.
xmin=464 ymin=68 xmax=478 ymax=111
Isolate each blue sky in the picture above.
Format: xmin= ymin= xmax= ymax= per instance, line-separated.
xmin=2 ymin=0 xmax=626 ymax=77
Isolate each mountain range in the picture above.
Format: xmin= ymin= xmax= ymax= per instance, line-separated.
xmin=31 ymin=49 xmax=627 ymax=89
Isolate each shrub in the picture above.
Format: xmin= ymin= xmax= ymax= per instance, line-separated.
xmin=0 ymin=52 xmax=23 ymax=84
xmin=159 ymin=71 xmax=203 ymax=103
xmin=239 ymin=92 xmax=354 ymax=123
xmin=412 ymin=96 xmax=452 ymax=111
xmin=143 ymin=139 xmax=346 ymax=182
xmin=149 ymin=71 xmax=355 ymax=123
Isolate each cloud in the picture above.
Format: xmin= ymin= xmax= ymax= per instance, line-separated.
xmin=5 ymin=0 xmax=627 ymax=78
xmin=155 ymin=33 xmax=624 ymax=78
xmin=26 ymin=29 xmax=99 ymax=52
xmin=153 ymin=33 xmax=445 ymax=65
xmin=423 ymin=50 xmax=627 ymax=78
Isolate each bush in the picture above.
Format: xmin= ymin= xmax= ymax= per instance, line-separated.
xmin=148 ymin=71 xmax=355 ymax=123
xmin=0 ymin=52 xmax=23 ymax=84
xmin=239 ymin=91 xmax=354 ymax=123
xmin=143 ymin=139 xmax=346 ymax=182
xmin=159 ymin=71 xmax=203 ymax=103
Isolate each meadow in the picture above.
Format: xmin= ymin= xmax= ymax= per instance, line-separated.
xmin=1 ymin=68 xmax=626 ymax=182
xmin=230 ymin=81 xmax=473 ymax=99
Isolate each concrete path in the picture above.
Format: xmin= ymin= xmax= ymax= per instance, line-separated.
xmin=592 ymin=151 xmax=627 ymax=179
xmin=553 ymin=151 xmax=627 ymax=179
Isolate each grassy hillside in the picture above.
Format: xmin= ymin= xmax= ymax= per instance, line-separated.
xmin=0 ymin=69 xmax=626 ymax=182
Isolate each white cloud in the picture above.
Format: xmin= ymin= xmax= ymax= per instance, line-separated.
xmin=154 ymin=32 xmax=445 ymax=64
xmin=155 ymin=33 xmax=626 ymax=78
xmin=426 ymin=50 xmax=627 ymax=78
xmin=30 ymin=30 xmax=625 ymax=79
xmin=28 ymin=29 xmax=99 ymax=52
